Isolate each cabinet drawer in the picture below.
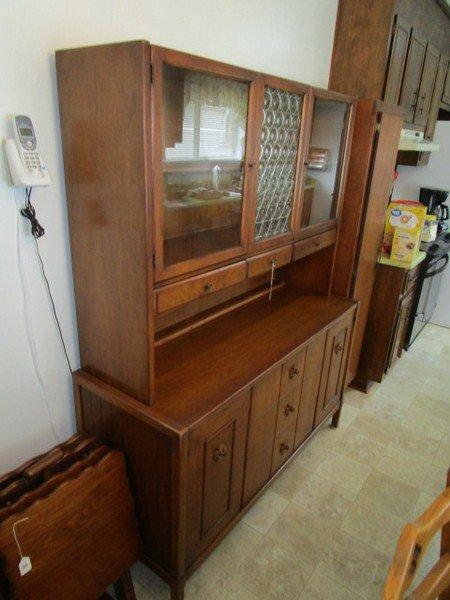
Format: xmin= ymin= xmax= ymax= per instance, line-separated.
xmin=293 ymin=229 xmax=337 ymax=261
xmin=156 ymin=261 xmax=246 ymax=313
xmin=280 ymin=348 xmax=306 ymax=397
xmin=275 ymin=388 xmax=301 ymax=433
xmin=247 ymin=245 xmax=292 ymax=278
xmin=186 ymin=389 xmax=250 ymax=565
xmin=271 ymin=422 xmax=295 ymax=475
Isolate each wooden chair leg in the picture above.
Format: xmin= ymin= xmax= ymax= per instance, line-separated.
xmin=170 ymin=580 xmax=185 ymax=600
xmin=113 ymin=569 xmax=137 ymax=600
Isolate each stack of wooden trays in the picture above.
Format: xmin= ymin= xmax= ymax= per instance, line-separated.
xmin=0 ymin=434 xmax=141 ymax=599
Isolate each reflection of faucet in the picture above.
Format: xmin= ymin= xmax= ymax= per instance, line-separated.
xmin=212 ymin=164 xmax=221 ymax=190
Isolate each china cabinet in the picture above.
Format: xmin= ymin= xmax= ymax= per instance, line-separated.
xmin=56 ymin=40 xmax=357 ymax=600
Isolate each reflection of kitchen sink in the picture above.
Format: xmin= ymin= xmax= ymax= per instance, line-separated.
xmin=191 ymin=190 xmax=230 ymax=200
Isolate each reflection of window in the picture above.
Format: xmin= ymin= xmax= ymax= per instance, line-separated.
xmin=165 ymin=103 xmax=244 ymax=161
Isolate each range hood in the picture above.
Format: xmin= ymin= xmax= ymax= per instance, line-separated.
xmin=398 ymin=128 xmax=440 ymax=152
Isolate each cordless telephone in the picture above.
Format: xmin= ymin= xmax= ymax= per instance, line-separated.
xmin=4 ymin=115 xmax=51 ymax=187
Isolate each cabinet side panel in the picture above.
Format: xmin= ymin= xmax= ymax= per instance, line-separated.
xmin=56 ymin=41 xmax=154 ymax=403
xmin=80 ymin=388 xmax=173 ymax=576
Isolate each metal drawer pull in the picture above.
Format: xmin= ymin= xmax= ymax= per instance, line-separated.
xmin=204 ymin=282 xmax=214 ymax=292
xmin=279 ymin=442 xmax=290 ymax=455
xmin=213 ymin=443 xmax=228 ymax=462
xmin=288 ymin=366 xmax=299 ymax=379
xmin=334 ymin=342 xmax=343 ymax=355
xmin=284 ymin=403 xmax=295 ymax=416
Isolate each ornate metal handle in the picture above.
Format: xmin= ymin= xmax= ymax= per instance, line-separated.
xmin=279 ymin=442 xmax=290 ymax=455
xmin=284 ymin=403 xmax=295 ymax=417
xmin=334 ymin=342 xmax=343 ymax=355
xmin=204 ymin=282 xmax=214 ymax=292
xmin=213 ymin=443 xmax=228 ymax=462
xmin=289 ymin=366 xmax=299 ymax=379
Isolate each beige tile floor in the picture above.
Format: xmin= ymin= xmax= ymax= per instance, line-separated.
xmin=131 ymin=323 xmax=450 ymax=600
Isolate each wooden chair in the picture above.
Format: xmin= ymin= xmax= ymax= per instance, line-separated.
xmin=382 ymin=468 xmax=450 ymax=600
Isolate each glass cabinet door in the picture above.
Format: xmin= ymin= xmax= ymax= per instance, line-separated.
xmin=253 ymin=85 xmax=304 ymax=245
xmin=300 ymin=96 xmax=350 ymax=230
xmin=154 ymin=52 xmax=253 ymax=279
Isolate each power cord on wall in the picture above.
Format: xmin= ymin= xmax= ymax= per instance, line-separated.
xmin=15 ymin=187 xmax=74 ymax=443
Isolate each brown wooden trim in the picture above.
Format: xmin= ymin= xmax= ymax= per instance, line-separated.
xmin=73 ymin=370 xmax=185 ymax=436
xmin=152 ymin=45 xmax=259 ymax=82
xmin=292 ymin=88 xmax=315 ymax=241
xmin=171 ymin=432 xmax=188 ymax=578
xmin=143 ymin=43 xmax=156 ymax=407
xmin=247 ymin=232 xmax=294 ymax=255
xmin=296 ymin=219 xmax=338 ymax=240
xmin=73 ymin=381 xmax=85 ymax=432
xmin=331 ymin=99 xmax=357 ymax=221
xmin=312 ymin=87 xmax=357 ymax=104
xmin=260 ymin=74 xmax=310 ymax=96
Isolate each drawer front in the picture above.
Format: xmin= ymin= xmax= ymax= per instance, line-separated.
xmin=243 ymin=368 xmax=281 ymax=504
xmin=294 ymin=332 xmax=327 ymax=448
xmin=314 ymin=313 xmax=353 ymax=427
xmin=156 ymin=261 xmax=246 ymax=313
xmin=280 ymin=348 xmax=306 ymax=397
xmin=247 ymin=245 xmax=292 ymax=278
xmin=275 ymin=388 xmax=301 ymax=433
xmin=187 ymin=389 xmax=250 ymax=565
xmin=293 ymin=229 xmax=337 ymax=261
xmin=271 ymin=422 xmax=295 ymax=475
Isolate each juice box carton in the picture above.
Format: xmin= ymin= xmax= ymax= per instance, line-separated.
xmin=381 ymin=200 xmax=427 ymax=267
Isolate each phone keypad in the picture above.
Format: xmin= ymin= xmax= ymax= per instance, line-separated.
xmin=23 ymin=150 xmax=43 ymax=174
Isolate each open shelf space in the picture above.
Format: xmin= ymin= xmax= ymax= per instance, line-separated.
xmin=154 ymin=287 xmax=355 ymax=427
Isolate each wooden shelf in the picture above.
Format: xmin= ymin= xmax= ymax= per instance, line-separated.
xmin=154 ymin=288 xmax=356 ymax=428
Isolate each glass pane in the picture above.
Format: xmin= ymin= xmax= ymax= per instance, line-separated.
xmin=162 ymin=65 xmax=249 ymax=267
xmin=254 ymin=87 xmax=303 ymax=240
xmin=301 ymin=98 xmax=348 ymax=228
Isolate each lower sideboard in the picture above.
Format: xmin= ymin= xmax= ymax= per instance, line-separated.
xmin=73 ymin=296 xmax=357 ymax=600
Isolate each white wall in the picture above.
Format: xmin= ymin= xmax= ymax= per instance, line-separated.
xmin=0 ymin=1 xmax=339 ymax=472
xmin=393 ymin=121 xmax=450 ymax=328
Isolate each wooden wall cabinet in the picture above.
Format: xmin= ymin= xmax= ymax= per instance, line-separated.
xmin=56 ymin=40 xmax=358 ymax=600
xmin=384 ymin=15 xmax=411 ymax=106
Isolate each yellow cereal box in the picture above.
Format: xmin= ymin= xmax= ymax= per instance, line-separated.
xmin=381 ymin=200 xmax=427 ymax=267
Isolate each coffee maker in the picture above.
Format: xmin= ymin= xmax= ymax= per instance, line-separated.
xmin=419 ymin=187 xmax=449 ymax=233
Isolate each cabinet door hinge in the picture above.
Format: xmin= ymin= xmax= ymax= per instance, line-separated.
xmin=150 ymin=64 xmax=154 ymax=84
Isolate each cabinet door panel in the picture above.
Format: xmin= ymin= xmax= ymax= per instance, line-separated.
xmin=253 ymin=84 xmax=304 ymax=244
xmin=271 ymin=422 xmax=295 ymax=475
xmin=187 ymin=389 xmax=250 ymax=565
xmin=384 ymin=16 xmax=411 ymax=106
xmin=280 ymin=348 xmax=306 ymax=397
xmin=414 ymin=44 xmax=440 ymax=128
xmin=314 ymin=314 xmax=353 ymax=426
xmin=295 ymin=333 xmax=326 ymax=448
xmin=243 ymin=368 xmax=281 ymax=504
xmin=399 ymin=32 xmax=427 ymax=124
xmin=300 ymin=95 xmax=351 ymax=229
xmin=152 ymin=46 xmax=258 ymax=281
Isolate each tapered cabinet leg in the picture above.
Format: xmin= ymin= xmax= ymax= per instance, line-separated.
xmin=170 ymin=580 xmax=185 ymax=600
xmin=113 ymin=569 xmax=137 ymax=600
xmin=330 ymin=405 xmax=342 ymax=428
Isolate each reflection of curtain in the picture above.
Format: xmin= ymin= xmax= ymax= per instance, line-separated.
xmin=184 ymin=71 xmax=249 ymax=126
